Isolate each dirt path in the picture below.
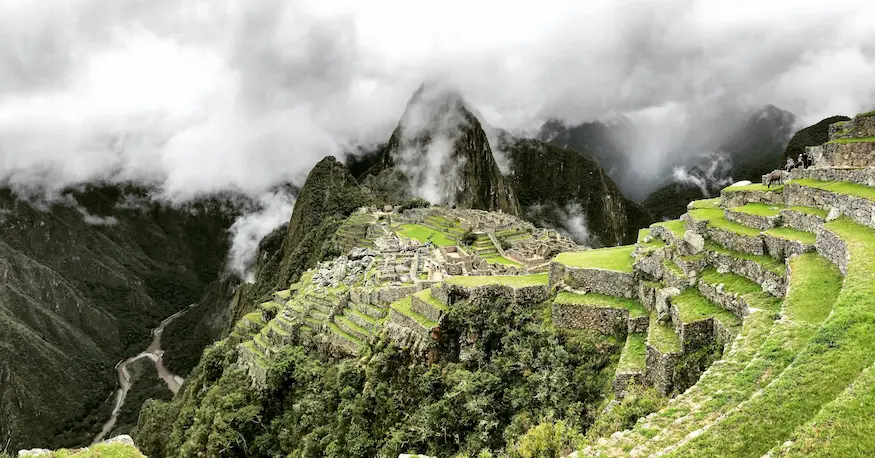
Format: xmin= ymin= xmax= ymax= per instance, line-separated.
xmin=93 ymin=304 xmax=195 ymax=443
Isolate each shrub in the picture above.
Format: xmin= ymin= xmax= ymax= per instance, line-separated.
xmin=461 ymin=230 xmax=478 ymax=246
xmin=508 ymin=420 xmax=585 ymax=458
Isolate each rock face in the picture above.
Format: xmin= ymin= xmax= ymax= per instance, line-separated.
xmin=379 ymin=84 xmax=520 ymax=215
xmin=0 ymin=186 xmax=237 ymax=450
xmin=503 ymin=137 xmax=651 ymax=246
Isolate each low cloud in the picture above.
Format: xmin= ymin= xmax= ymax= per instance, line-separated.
xmin=556 ymin=203 xmax=592 ymax=245
xmin=227 ymin=190 xmax=296 ymax=282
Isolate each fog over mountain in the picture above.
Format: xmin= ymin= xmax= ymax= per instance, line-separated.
xmin=2 ymin=0 xmax=875 ymax=271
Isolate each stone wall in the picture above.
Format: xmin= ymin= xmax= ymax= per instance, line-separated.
xmin=549 ymin=262 xmax=636 ymax=298
xmin=634 ymin=247 xmax=669 ymax=279
xmin=431 ymin=282 xmax=549 ymax=308
xmin=790 ymin=166 xmax=875 ymax=188
xmin=628 ymin=315 xmax=650 ymax=333
xmin=784 ymin=183 xmax=875 ymax=231
xmin=763 ymin=233 xmax=814 ymax=260
xmin=817 ymin=226 xmax=850 ymax=275
xmin=725 ymin=209 xmax=780 ymax=230
xmin=638 ymin=282 xmax=659 ymax=313
xmin=780 ymin=208 xmax=825 ymax=233
xmin=613 ymin=370 xmax=644 ymax=396
xmin=705 ymin=249 xmax=787 ymax=297
xmin=411 ymin=295 xmax=443 ymax=322
xmin=820 ymin=141 xmax=875 ymax=168
xmin=697 ymin=280 xmax=749 ymax=318
xmin=646 ymin=344 xmax=679 ymax=395
xmin=650 ymin=225 xmax=679 ymax=245
xmin=706 ymin=226 xmax=765 ymax=255
xmin=552 ymin=302 xmax=630 ymax=334
xmin=721 ymin=189 xmax=785 ymax=209
xmin=828 ymin=116 xmax=875 ymax=140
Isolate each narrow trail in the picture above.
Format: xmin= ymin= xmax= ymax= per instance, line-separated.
xmin=93 ymin=304 xmax=195 ymax=443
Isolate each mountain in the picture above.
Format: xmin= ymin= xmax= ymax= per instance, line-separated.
xmin=641 ymin=105 xmax=796 ymax=219
xmin=369 ymin=84 xmax=520 ymax=215
xmin=502 ymin=136 xmax=649 ymax=245
xmin=539 ymin=116 xmax=636 ymax=182
xmin=0 ymin=185 xmax=238 ymax=450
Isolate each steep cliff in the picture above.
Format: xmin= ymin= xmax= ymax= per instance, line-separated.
xmin=0 ymin=185 xmax=236 ymax=450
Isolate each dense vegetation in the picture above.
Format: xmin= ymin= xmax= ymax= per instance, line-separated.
xmin=137 ymin=296 xmax=623 ymax=457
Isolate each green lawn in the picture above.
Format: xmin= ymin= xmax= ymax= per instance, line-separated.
xmin=790 ymin=178 xmax=875 ymax=202
xmin=554 ymin=291 xmax=647 ymax=317
xmin=671 ymin=289 xmax=741 ymax=328
xmin=445 ymin=273 xmax=549 ymax=287
xmin=687 ymin=208 xmax=724 ymax=222
xmin=723 ymin=183 xmax=783 ymax=193
xmin=689 ymin=198 xmax=721 ymax=209
xmin=553 ymin=246 xmax=635 ymax=272
xmin=648 ymin=316 xmax=680 ymax=354
xmin=731 ymin=203 xmax=784 ymax=217
xmin=708 ymin=216 xmax=762 ymax=237
xmin=764 ymin=227 xmax=817 ymax=245
xmin=699 ymin=268 xmax=781 ymax=312
xmin=395 ymin=224 xmax=456 ymax=246
xmin=617 ymin=333 xmax=647 ymax=372
xmin=654 ymin=219 xmax=686 ymax=237
xmin=787 ymin=205 xmax=829 ymax=218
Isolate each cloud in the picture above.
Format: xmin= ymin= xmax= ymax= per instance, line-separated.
xmin=0 ymin=0 xmax=873 ymax=220
xmin=556 ymin=203 xmax=592 ymax=245
xmin=227 ymin=189 xmax=296 ymax=282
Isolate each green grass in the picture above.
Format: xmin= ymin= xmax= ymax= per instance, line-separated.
xmin=857 ymin=109 xmax=875 ymax=117
xmin=786 ymin=205 xmax=829 ymax=218
xmin=275 ymin=289 xmax=291 ymax=299
xmin=617 ymin=333 xmax=647 ymax=372
xmin=51 ymin=443 xmax=146 ymax=457
xmin=335 ymin=315 xmax=369 ymax=337
xmin=348 ymin=307 xmax=376 ymax=325
xmin=414 ymin=289 xmax=448 ymax=312
xmin=790 ymin=178 xmax=875 ymax=202
xmin=723 ymin=183 xmax=783 ymax=193
xmin=828 ymin=136 xmax=875 ymax=143
xmin=395 ymin=224 xmax=456 ymax=246
xmin=671 ymin=289 xmax=741 ymax=328
xmin=481 ymin=254 xmax=523 ymax=267
xmin=699 ymin=268 xmax=781 ymax=312
xmin=662 ymin=259 xmax=684 ymax=277
xmin=654 ymin=219 xmax=686 ymax=237
xmin=554 ymin=291 xmax=647 ymax=317
xmin=243 ymin=312 xmax=265 ymax=326
xmin=689 ymin=198 xmax=721 ymax=209
xmin=637 ymin=228 xmax=651 ymax=243
xmin=764 ymin=227 xmax=817 ymax=245
xmin=705 ymin=242 xmax=787 ymax=276
xmin=708 ymin=216 xmax=762 ymax=237
xmin=666 ymin=223 xmax=861 ymax=457
xmin=445 ymin=273 xmax=549 ymax=287
xmin=553 ymin=246 xmax=635 ymax=272
xmin=636 ymin=229 xmax=667 ymax=253
xmin=390 ymin=297 xmax=439 ymax=329
xmin=648 ymin=316 xmax=680 ymax=354
xmin=687 ymin=208 xmax=724 ymax=222
xmin=327 ymin=321 xmax=364 ymax=346
xmin=731 ymin=202 xmax=784 ymax=217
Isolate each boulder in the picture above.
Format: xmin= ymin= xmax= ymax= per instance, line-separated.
xmin=826 ymin=207 xmax=841 ymax=222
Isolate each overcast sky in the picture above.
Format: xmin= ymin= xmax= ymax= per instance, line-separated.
xmin=2 ymin=0 xmax=874 ymax=199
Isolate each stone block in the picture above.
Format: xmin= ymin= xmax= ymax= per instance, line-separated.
xmin=817 ymin=226 xmax=850 ymax=275
xmin=780 ymin=208 xmax=825 ymax=233
xmin=646 ymin=344 xmax=679 ymax=395
xmin=725 ymin=209 xmax=781 ymax=230
xmin=706 ymin=226 xmax=765 ymax=255
xmin=627 ymin=315 xmax=650 ymax=333
xmin=551 ymin=263 xmax=636 ymax=298
xmin=551 ymin=302 xmax=630 ymax=334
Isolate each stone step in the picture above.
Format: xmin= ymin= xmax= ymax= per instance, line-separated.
xmin=274 ymin=314 xmax=298 ymax=334
xmin=343 ymin=307 xmax=377 ymax=331
xmin=614 ymin=332 xmax=647 ymax=395
xmin=351 ymin=301 xmax=388 ymax=319
xmin=720 ymin=183 xmax=786 ymax=208
xmin=551 ymin=291 xmax=648 ymax=334
xmin=650 ymin=220 xmax=686 ymax=244
xmin=668 ymin=289 xmax=741 ymax=354
xmin=779 ymin=205 xmax=828 ymax=232
xmin=326 ymin=322 xmax=362 ymax=355
xmin=661 ymin=259 xmax=693 ymax=289
xmin=697 ymin=268 xmax=782 ymax=318
xmin=411 ymin=289 xmax=448 ymax=323
xmin=309 ymin=309 xmax=329 ymax=322
xmin=784 ymin=179 xmax=875 ymax=232
xmin=703 ymin=242 xmax=788 ymax=297
xmin=704 ymin=216 xmax=766 ymax=256
xmin=762 ymin=227 xmax=817 ymax=259
xmin=645 ymin=315 xmax=681 ymax=395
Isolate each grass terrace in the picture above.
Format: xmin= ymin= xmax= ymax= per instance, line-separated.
xmin=672 ymin=289 xmax=742 ymax=328
xmin=687 ymin=208 xmax=724 ymax=222
xmin=790 ymin=178 xmax=875 ymax=202
xmin=327 ymin=321 xmax=364 ymax=346
xmin=390 ymin=297 xmax=438 ymax=329
xmin=617 ymin=333 xmax=647 ymax=372
xmin=787 ymin=205 xmax=829 ymax=218
xmin=395 ymin=224 xmax=456 ymax=246
xmin=689 ymin=198 xmax=721 ymax=209
xmin=828 ymin=136 xmax=875 ymax=143
xmin=708 ymin=216 xmax=762 ymax=237
xmin=445 ymin=273 xmax=549 ymax=287
xmin=637 ymin=229 xmax=667 ymax=253
xmin=553 ymin=245 xmax=635 ymax=272
xmin=413 ymin=289 xmax=448 ymax=313
xmin=481 ymin=254 xmax=523 ymax=267
xmin=654 ymin=219 xmax=686 ymax=237
xmin=554 ymin=291 xmax=648 ymax=317
xmin=704 ymin=241 xmax=787 ymax=276
xmin=723 ymin=183 xmax=784 ymax=193
xmin=648 ymin=316 xmax=681 ymax=354
xmin=666 ymin=226 xmax=859 ymax=457
xmin=699 ymin=268 xmax=781 ymax=312
xmin=731 ymin=202 xmax=784 ymax=217
xmin=764 ymin=227 xmax=817 ymax=245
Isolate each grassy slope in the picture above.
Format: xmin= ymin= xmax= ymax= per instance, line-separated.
xmin=617 ymin=333 xmax=647 ymax=372
xmin=667 ymin=225 xmax=865 ymax=457
xmin=648 ymin=316 xmax=680 ymax=354
xmin=731 ymin=202 xmax=783 ymax=217
xmin=396 ymin=224 xmax=456 ymax=246
xmin=764 ymin=227 xmax=817 ymax=245
xmin=554 ymin=291 xmax=647 ymax=317
xmin=445 ymin=274 xmax=549 ymax=287
xmin=791 ymin=178 xmax=875 ymax=201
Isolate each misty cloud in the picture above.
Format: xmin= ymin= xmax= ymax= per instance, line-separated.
xmin=227 ymin=190 xmax=296 ymax=281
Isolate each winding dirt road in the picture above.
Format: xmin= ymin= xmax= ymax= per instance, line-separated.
xmin=93 ymin=304 xmax=195 ymax=443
